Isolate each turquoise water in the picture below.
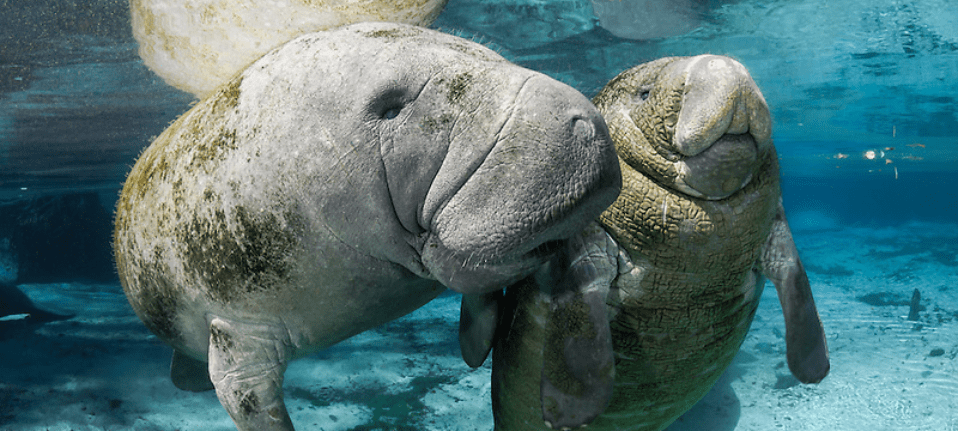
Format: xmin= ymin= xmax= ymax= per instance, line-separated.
xmin=1 ymin=1 xmax=957 ymax=430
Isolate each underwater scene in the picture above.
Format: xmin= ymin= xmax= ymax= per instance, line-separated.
xmin=1 ymin=0 xmax=957 ymax=430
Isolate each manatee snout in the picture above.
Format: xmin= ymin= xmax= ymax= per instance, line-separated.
xmin=423 ymin=75 xmax=621 ymax=295
xmin=671 ymin=55 xmax=772 ymax=200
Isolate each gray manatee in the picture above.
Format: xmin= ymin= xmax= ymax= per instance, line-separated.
xmin=491 ymin=55 xmax=829 ymax=430
xmin=113 ymin=22 xmax=620 ymax=431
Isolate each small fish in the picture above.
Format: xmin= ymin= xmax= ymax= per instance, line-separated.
xmin=907 ymin=143 xmax=926 ymax=148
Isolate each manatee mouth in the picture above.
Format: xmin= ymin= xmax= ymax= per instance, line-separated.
xmin=423 ymin=175 xmax=616 ymax=295
xmin=674 ymin=133 xmax=760 ymax=200
xmin=424 ymin=239 xmax=564 ymax=295
xmin=526 ymin=239 xmax=566 ymax=261
xmin=482 ymin=239 xmax=567 ymax=284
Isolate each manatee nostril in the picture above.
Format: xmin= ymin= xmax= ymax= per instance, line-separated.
xmin=572 ymin=117 xmax=596 ymax=144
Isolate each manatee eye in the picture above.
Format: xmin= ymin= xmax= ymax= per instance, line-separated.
xmin=638 ymin=87 xmax=651 ymax=101
xmin=382 ymin=106 xmax=402 ymax=120
xmin=629 ymin=85 xmax=652 ymax=105
xmin=369 ymin=87 xmax=409 ymax=121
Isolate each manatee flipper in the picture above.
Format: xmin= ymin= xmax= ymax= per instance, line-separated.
xmin=540 ymin=222 xmax=618 ymax=429
xmin=760 ymin=202 xmax=830 ymax=384
xmin=459 ymin=290 xmax=504 ymax=368
xmin=171 ymin=349 xmax=214 ymax=392
xmin=208 ymin=317 xmax=295 ymax=431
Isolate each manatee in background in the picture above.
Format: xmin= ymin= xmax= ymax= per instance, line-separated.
xmin=130 ymin=0 xmax=449 ymax=98
xmin=0 ymin=282 xmax=73 ymax=340
xmin=590 ymin=0 xmax=704 ymax=40
xmin=491 ymin=55 xmax=829 ymax=430
xmin=113 ymin=22 xmax=620 ymax=431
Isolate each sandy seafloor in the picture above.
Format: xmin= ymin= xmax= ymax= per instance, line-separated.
xmin=1 ymin=216 xmax=957 ymax=431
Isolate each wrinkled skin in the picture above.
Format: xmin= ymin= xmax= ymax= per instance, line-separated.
xmin=492 ymin=55 xmax=829 ymax=431
xmin=114 ymin=23 xmax=620 ymax=431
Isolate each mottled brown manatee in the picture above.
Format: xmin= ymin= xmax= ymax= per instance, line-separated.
xmin=491 ymin=55 xmax=830 ymax=430
xmin=113 ymin=22 xmax=620 ymax=431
